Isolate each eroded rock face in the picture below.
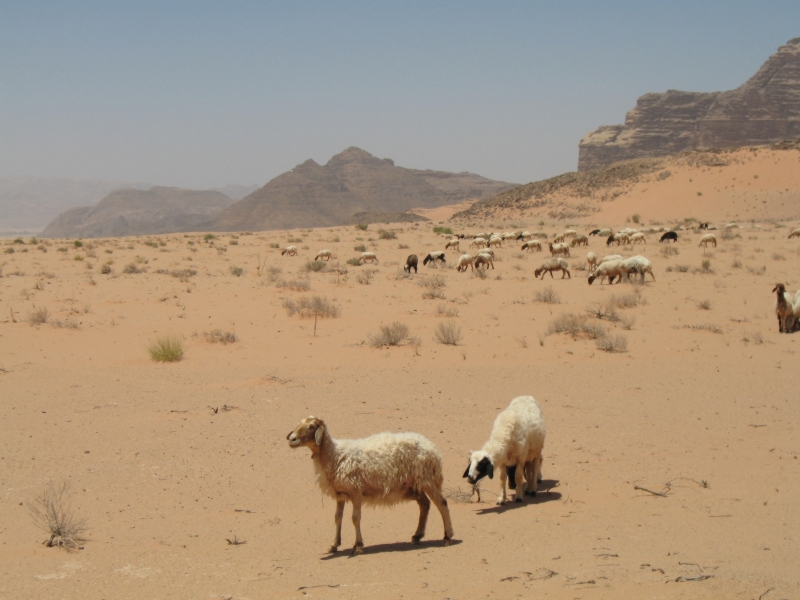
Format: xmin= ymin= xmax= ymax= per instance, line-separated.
xmin=579 ymin=38 xmax=800 ymax=171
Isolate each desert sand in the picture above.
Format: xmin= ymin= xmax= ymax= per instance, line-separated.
xmin=2 ymin=208 xmax=800 ymax=599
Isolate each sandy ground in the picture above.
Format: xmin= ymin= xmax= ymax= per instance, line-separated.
xmin=1 ymin=216 xmax=799 ymax=599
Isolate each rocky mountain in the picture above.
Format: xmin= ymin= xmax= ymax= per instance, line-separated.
xmin=206 ymin=147 xmax=515 ymax=231
xmin=579 ymin=38 xmax=800 ymax=171
xmin=41 ymin=187 xmax=236 ymax=238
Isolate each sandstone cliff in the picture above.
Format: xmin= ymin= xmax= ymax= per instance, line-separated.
xmin=579 ymin=38 xmax=800 ymax=171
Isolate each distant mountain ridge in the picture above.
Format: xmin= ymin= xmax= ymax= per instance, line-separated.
xmin=205 ymin=147 xmax=516 ymax=231
xmin=579 ymin=38 xmax=800 ymax=170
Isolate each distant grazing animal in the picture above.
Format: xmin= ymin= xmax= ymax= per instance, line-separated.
xmin=588 ymin=260 xmax=625 ymax=285
xmin=570 ymin=234 xmax=589 ymax=247
xmin=552 ymin=233 xmax=566 ymax=244
xmin=463 ymin=396 xmax=546 ymax=504
xmin=315 ymin=250 xmax=334 ymax=261
xmin=423 ymin=251 xmax=446 ymax=266
xmin=281 ymin=245 xmax=298 ymax=256
xmin=589 ymin=229 xmax=601 ymax=236
xmin=788 ymin=228 xmax=800 ymax=239
xmin=404 ymin=254 xmax=418 ymax=274
xmin=549 ymin=242 xmax=570 ymax=257
xmin=469 ymin=238 xmax=488 ymax=249
xmin=360 ymin=252 xmax=378 ymax=264
xmin=488 ymin=236 xmax=503 ymax=248
xmin=521 ymin=240 xmax=542 ymax=252
xmin=456 ymin=254 xmax=474 ymax=272
xmin=287 ymin=416 xmax=454 ymax=556
xmin=534 ymin=257 xmax=570 ymax=279
xmin=516 ymin=231 xmax=532 ymax=241
xmin=474 ymin=254 xmax=494 ymax=270
xmin=621 ymin=255 xmax=655 ymax=282
xmin=659 ymin=231 xmax=678 ymax=243
xmin=445 ymin=239 xmax=460 ymax=251
xmin=586 ymin=251 xmax=598 ymax=271
xmin=630 ymin=232 xmax=646 ymax=245
xmin=698 ymin=222 xmax=710 ymax=230
xmin=698 ymin=233 xmax=717 ymax=248
xmin=563 ymin=230 xmax=577 ymax=238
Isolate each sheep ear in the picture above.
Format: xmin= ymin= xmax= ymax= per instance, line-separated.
xmin=487 ymin=463 xmax=494 ymax=479
xmin=462 ymin=465 xmax=470 ymax=479
xmin=314 ymin=426 xmax=325 ymax=445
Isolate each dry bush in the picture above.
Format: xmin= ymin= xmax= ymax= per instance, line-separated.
xmin=123 ymin=262 xmax=143 ymax=274
xmin=419 ymin=275 xmax=446 ymax=299
xmin=230 ymin=266 xmax=244 ymax=277
xmin=147 ymin=335 xmax=185 ymax=362
xmin=742 ymin=331 xmax=764 ymax=345
xmin=747 ymin=265 xmax=767 ymax=276
xmin=346 ymin=257 xmax=362 ymax=266
xmin=264 ymin=265 xmax=282 ymax=283
xmin=660 ymin=245 xmax=679 ymax=258
xmin=51 ymin=318 xmax=80 ymax=329
xmin=619 ymin=313 xmax=636 ymax=330
xmin=434 ymin=320 xmax=463 ymax=345
xmin=697 ymin=299 xmax=712 ymax=310
xmin=595 ymin=333 xmax=628 ymax=352
xmin=435 ymin=303 xmax=459 ymax=318
xmin=472 ymin=267 xmax=488 ymax=279
xmin=683 ymin=323 xmax=723 ymax=334
xmin=205 ymin=329 xmax=237 ymax=344
xmin=368 ymin=321 xmax=416 ymax=347
xmin=356 ymin=269 xmax=376 ymax=285
xmin=731 ymin=258 xmax=743 ymax=269
xmin=276 ymin=279 xmax=311 ymax=291
xmin=699 ymin=259 xmax=714 ymax=273
xmin=546 ymin=312 xmax=606 ymax=340
xmin=28 ymin=481 xmax=87 ymax=550
xmin=378 ymin=229 xmax=397 ymax=240
xmin=304 ymin=260 xmax=328 ymax=273
xmin=169 ymin=268 xmax=197 ymax=279
xmin=586 ymin=302 xmax=619 ymax=322
xmin=772 ymin=252 xmax=785 ymax=261
xmin=100 ymin=264 xmax=112 ymax=275
xmin=282 ymin=296 xmax=341 ymax=319
xmin=534 ymin=286 xmax=561 ymax=304
xmin=28 ymin=306 xmax=50 ymax=325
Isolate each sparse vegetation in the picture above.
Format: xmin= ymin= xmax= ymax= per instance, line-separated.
xmin=230 ymin=266 xmax=244 ymax=277
xmin=28 ymin=306 xmax=50 ymax=325
xmin=304 ymin=260 xmax=328 ymax=272
xmin=147 ymin=335 xmax=185 ymax=362
xmin=433 ymin=226 xmax=453 ymax=235
xmin=123 ymin=262 xmax=143 ymax=274
xmin=204 ymin=329 xmax=237 ymax=344
xmin=697 ymin=299 xmax=712 ymax=310
xmin=354 ymin=244 xmax=367 ymax=252
xmin=586 ymin=302 xmax=620 ymax=322
xmin=347 ymin=257 xmax=362 ymax=266
xmin=660 ymin=245 xmax=679 ymax=257
xmin=276 ymin=279 xmax=311 ymax=291
xmin=378 ymin=229 xmax=396 ymax=240
xmin=595 ymin=333 xmax=628 ymax=352
xmin=355 ymin=223 xmax=368 ymax=231
xmin=356 ymin=269 xmax=376 ymax=285
xmin=100 ymin=264 xmax=112 ymax=275
xmin=533 ymin=286 xmax=560 ymax=304
xmin=683 ymin=323 xmax=723 ymax=334
xmin=545 ymin=312 xmax=606 ymax=340
xmin=419 ymin=275 xmax=446 ymax=299
xmin=27 ymin=481 xmax=87 ymax=550
xmin=368 ymin=321 xmax=416 ymax=347
xmin=282 ymin=295 xmax=341 ymax=319
xmin=435 ymin=303 xmax=459 ymax=317
xmin=434 ymin=320 xmax=463 ymax=345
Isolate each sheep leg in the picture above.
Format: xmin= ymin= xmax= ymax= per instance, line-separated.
xmin=498 ymin=468 xmax=508 ymax=504
xmin=329 ymin=499 xmax=346 ymax=552
xmin=513 ymin=460 xmax=526 ymax=502
xmin=350 ymin=496 xmax=364 ymax=556
xmin=411 ymin=491 xmax=430 ymax=544
xmin=426 ymin=487 xmax=454 ymax=545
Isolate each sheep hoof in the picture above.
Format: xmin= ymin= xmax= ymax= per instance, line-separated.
xmin=496 ymin=499 xmax=505 ymax=506
xmin=411 ymin=535 xmax=423 ymax=545
xmin=443 ymin=536 xmax=453 ymax=546
xmin=515 ymin=497 xmax=523 ymax=503
xmin=349 ymin=544 xmax=363 ymax=557
xmin=328 ymin=545 xmax=339 ymax=553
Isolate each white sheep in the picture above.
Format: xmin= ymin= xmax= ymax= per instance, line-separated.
xmin=549 ymin=242 xmax=570 ymax=257
xmin=488 ymin=236 xmax=503 ymax=248
xmin=698 ymin=233 xmax=717 ymax=248
xmin=724 ymin=222 xmax=739 ymax=229
xmin=597 ymin=228 xmax=613 ymax=237
xmin=587 ymin=251 xmax=598 ymax=271
xmin=423 ymin=251 xmax=446 ymax=266
xmin=315 ymin=250 xmax=334 ymax=261
xmin=360 ymin=252 xmax=379 ymax=264
xmin=552 ymin=233 xmax=566 ymax=244
xmin=788 ymin=228 xmax=800 ymax=239
xmin=563 ymin=229 xmax=577 ymax=238
xmin=630 ymin=232 xmax=647 ymax=245
xmin=288 ymin=416 xmax=454 ymax=556
xmin=522 ymin=240 xmax=542 ymax=252
xmin=281 ymin=246 xmax=298 ymax=256
xmin=570 ymin=234 xmax=589 ymax=247
xmin=445 ymin=239 xmax=460 ymax=251
xmin=621 ymin=255 xmax=656 ymax=282
xmin=600 ymin=254 xmax=623 ymax=264
xmin=463 ymin=396 xmax=546 ymax=504
xmin=534 ymin=257 xmax=570 ymax=279
xmin=469 ymin=238 xmax=488 ymax=249
xmin=456 ymin=253 xmax=474 ymax=272
xmin=474 ymin=253 xmax=494 ymax=269
xmin=588 ymin=259 xmax=625 ymax=285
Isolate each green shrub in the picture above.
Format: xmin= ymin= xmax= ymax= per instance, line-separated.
xmin=73 ymin=240 xmax=83 ymax=248
xmin=354 ymin=245 xmax=367 ymax=252
xmin=378 ymin=229 xmax=396 ymax=240
xmin=433 ymin=226 xmax=453 ymax=235
xmin=147 ymin=335 xmax=184 ymax=362
xmin=355 ymin=223 xmax=368 ymax=231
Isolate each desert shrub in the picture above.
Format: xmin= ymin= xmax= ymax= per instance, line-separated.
xmin=354 ymin=244 xmax=367 ymax=252
xmin=731 ymin=258 xmax=743 ymax=269
xmin=772 ymin=253 xmax=785 ymax=261
xmin=276 ymin=279 xmax=310 ymax=291
xmin=73 ymin=254 xmax=84 ymax=261
xmin=4 ymin=247 xmax=14 ymax=254
xmin=28 ymin=306 xmax=50 ymax=325
xmin=700 ymin=259 xmax=714 ymax=273
xmin=347 ymin=257 xmax=362 ymax=266
xmin=230 ymin=266 xmax=244 ymax=277
xmin=419 ymin=275 xmax=446 ymax=299
xmin=204 ymin=234 xmax=215 ymax=241
xmin=586 ymin=302 xmax=620 ymax=322
xmin=169 ymin=268 xmax=196 ymax=279
xmin=674 ymin=264 xmax=690 ymax=273
xmin=398 ymin=243 xmax=409 ymax=249
xmin=368 ymin=321 xmax=416 ymax=347
xmin=697 ymin=299 xmax=712 ymax=310
xmin=51 ymin=318 xmax=80 ymax=329
xmin=433 ymin=226 xmax=453 ymax=235
xmin=546 ymin=312 xmax=607 ymax=340
xmin=422 ymin=287 xmax=446 ymax=300
xmin=595 ymin=333 xmax=628 ymax=352
xmin=204 ymin=329 xmax=237 ymax=344
xmin=534 ymin=286 xmax=560 ymax=304
xmin=12 ymin=237 xmax=24 ymax=244
xmin=27 ymin=481 xmax=87 ymax=550
xmin=472 ymin=267 xmax=487 ymax=279
xmin=378 ymin=229 xmax=397 ymax=240
xmin=355 ymin=223 xmax=368 ymax=231
xmin=435 ymin=303 xmax=459 ymax=317
xmin=631 ymin=214 xmax=640 ymax=224
xmin=282 ymin=295 xmax=341 ymax=319
xmin=264 ymin=265 xmax=282 ymax=283
xmin=683 ymin=323 xmax=723 ymax=334
xmin=304 ymin=260 xmax=328 ymax=272
xmin=434 ymin=320 xmax=462 ymax=345
xmin=147 ymin=335 xmax=185 ymax=362
xmin=356 ymin=269 xmax=376 ymax=285
xmin=123 ymin=263 xmax=143 ymax=274
xmin=607 ymin=291 xmax=642 ymax=308
xmin=660 ymin=245 xmax=679 ymax=257
xmin=619 ymin=313 xmax=636 ymax=330
xmin=73 ymin=240 xmax=83 ymax=248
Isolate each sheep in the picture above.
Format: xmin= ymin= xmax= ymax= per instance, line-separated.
xmin=698 ymin=222 xmax=710 ymax=230
xmin=360 ymin=252 xmax=379 ymax=264
xmin=516 ymin=231 xmax=532 ymax=241
xmin=281 ymin=245 xmax=298 ymax=256
xmin=563 ymin=229 xmax=577 ymax=238
xmin=463 ymin=396 xmax=546 ymax=504
xmin=587 ymin=251 xmax=598 ymax=271
xmin=630 ymin=232 xmax=647 ymax=245
xmin=773 ymin=283 xmax=797 ymax=333
xmin=596 ymin=228 xmax=613 ymax=237
xmin=456 ymin=253 xmax=474 ymax=272
xmin=532 ymin=231 xmax=549 ymax=239
xmin=534 ymin=257 xmax=570 ymax=279
xmin=570 ymin=234 xmax=589 ymax=247
xmin=404 ymin=254 xmax=418 ymax=274
xmin=552 ymin=233 xmax=566 ymax=244
xmin=788 ymin=228 xmax=800 ymax=239
xmin=698 ymin=233 xmax=717 ymax=248
xmin=587 ymin=259 xmax=625 ymax=285
xmin=502 ymin=232 xmax=517 ymax=241
xmin=315 ymin=250 xmax=334 ymax=261
xmin=474 ymin=253 xmax=494 ymax=269
xmin=469 ymin=238 xmax=488 ymax=249
xmin=621 ymin=255 xmax=656 ymax=282
xmin=724 ymin=222 xmax=739 ymax=229
xmin=589 ymin=229 xmax=601 ymax=236
xmin=659 ymin=231 xmax=678 ymax=243
xmin=445 ymin=239 xmax=460 ymax=251
xmin=549 ymin=242 xmax=570 ymax=257
xmin=488 ymin=236 xmax=503 ymax=248
xmin=423 ymin=251 xmax=446 ymax=266
xmin=287 ymin=416 xmax=454 ymax=555
xmin=607 ymin=232 xmax=629 ymax=246
xmin=521 ymin=240 xmax=542 ymax=252
xmin=600 ymin=254 xmax=623 ymax=264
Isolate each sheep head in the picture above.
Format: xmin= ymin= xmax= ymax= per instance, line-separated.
xmin=773 ymin=283 xmax=787 ymax=294
xmin=463 ymin=451 xmax=494 ymax=485
xmin=287 ymin=416 xmax=326 ymax=449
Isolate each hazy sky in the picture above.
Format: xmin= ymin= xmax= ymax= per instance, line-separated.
xmin=2 ymin=2 xmax=798 ymax=188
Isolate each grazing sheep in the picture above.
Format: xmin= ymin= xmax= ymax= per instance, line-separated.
xmin=698 ymin=222 xmax=710 ymax=230
xmin=404 ymin=254 xmax=418 ymax=274
xmin=445 ymin=239 xmax=460 ymax=251
xmin=788 ymin=228 xmax=800 ymax=239
xmin=456 ymin=254 xmax=474 ymax=272
xmin=281 ymin=245 xmax=298 ymax=256
xmin=589 ymin=229 xmax=601 ymax=236
xmin=287 ymin=416 xmax=454 ymax=556
xmin=521 ymin=240 xmax=542 ymax=252
xmin=588 ymin=259 xmax=625 ymax=285
xmin=773 ymin=283 xmax=797 ymax=333
xmin=516 ymin=231 xmax=532 ymax=241
xmin=596 ymin=228 xmax=613 ymax=237
xmin=724 ymin=223 xmax=739 ymax=229
xmin=563 ymin=229 xmax=577 ymax=238
xmin=474 ymin=254 xmax=494 ymax=270
xmin=423 ymin=251 xmax=446 ymax=266
xmin=659 ymin=231 xmax=678 ymax=243
xmin=552 ymin=233 xmax=566 ymax=244
xmin=549 ymin=242 xmax=570 ymax=257
xmin=600 ymin=254 xmax=623 ymax=264
xmin=621 ymin=255 xmax=656 ymax=282
xmin=488 ymin=236 xmax=503 ymax=248
xmin=534 ymin=257 xmax=570 ymax=279
xmin=469 ymin=238 xmax=488 ymax=249
xmin=315 ymin=250 xmax=334 ymax=261
xmin=698 ymin=233 xmax=717 ymax=248
xmin=630 ymin=232 xmax=647 ymax=245
xmin=360 ymin=252 xmax=379 ymax=264
xmin=587 ymin=251 xmax=598 ymax=271
xmin=532 ymin=231 xmax=549 ymax=239
xmin=607 ymin=232 xmax=630 ymax=246
xmin=463 ymin=396 xmax=546 ymax=504
xmin=570 ymin=234 xmax=589 ymax=247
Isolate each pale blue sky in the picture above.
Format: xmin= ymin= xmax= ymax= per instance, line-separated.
xmin=2 ymin=2 xmax=798 ymax=188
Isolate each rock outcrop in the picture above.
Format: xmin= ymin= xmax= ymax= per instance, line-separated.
xmin=579 ymin=38 xmax=800 ymax=171
xmin=206 ymin=147 xmax=515 ymax=231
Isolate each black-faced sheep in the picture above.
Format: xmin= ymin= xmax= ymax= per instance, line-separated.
xmin=589 ymin=229 xmax=601 ymax=236
xmin=659 ymin=232 xmax=678 ymax=243
xmin=287 ymin=416 xmax=454 ymax=556
xmin=423 ymin=251 xmax=446 ymax=266
xmin=463 ymin=396 xmax=546 ymax=504
xmin=788 ymin=228 xmax=800 ymax=239
xmin=445 ymin=239 xmax=460 ymax=251
xmin=521 ymin=240 xmax=542 ymax=252
xmin=474 ymin=254 xmax=494 ymax=269
xmin=404 ymin=254 xmax=418 ymax=273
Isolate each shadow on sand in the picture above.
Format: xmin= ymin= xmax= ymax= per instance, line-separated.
xmin=321 ymin=537 xmax=462 ymax=559
xmin=475 ymin=479 xmax=562 ymax=515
